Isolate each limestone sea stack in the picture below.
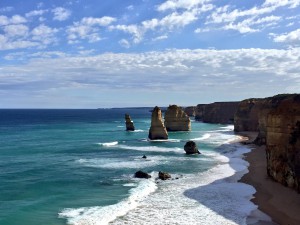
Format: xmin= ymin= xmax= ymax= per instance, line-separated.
xmin=164 ymin=105 xmax=191 ymax=131
xmin=125 ymin=114 xmax=135 ymax=131
xmin=148 ymin=106 xmax=168 ymax=140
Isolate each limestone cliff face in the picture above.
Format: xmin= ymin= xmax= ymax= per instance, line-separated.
xmin=164 ymin=105 xmax=191 ymax=131
xmin=148 ymin=106 xmax=168 ymax=140
xmin=265 ymin=95 xmax=300 ymax=192
xmin=125 ymin=114 xmax=135 ymax=131
xmin=234 ymin=98 xmax=262 ymax=132
xmin=255 ymin=95 xmax=295 ymax=145
xmin=195 ymin=104 xmax=206 ymax=121
xmin=184 ymin=106 xmax=196 ymax=117
xmin=198 ymin=102 xmax=239 ymax=124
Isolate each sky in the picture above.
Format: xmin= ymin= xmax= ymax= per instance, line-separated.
xmin=0 ymin=0 xmax=300 ymax=108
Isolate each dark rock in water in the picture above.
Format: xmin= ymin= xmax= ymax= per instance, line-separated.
xmin=158 ymin=171 xmax=171 ymax=180
xmin=184 ymin=141 xmax=200 ymax=155
xmin=142 ymin=155 xmax=147 ymax=159
xmin=134 ymin=170 xmax=151 ymax=179
xmin=125 ymin=114 xmax=135 ymax=131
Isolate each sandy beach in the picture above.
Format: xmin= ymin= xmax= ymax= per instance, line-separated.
xmin=238 ymin=132 xmax=300 ymax=225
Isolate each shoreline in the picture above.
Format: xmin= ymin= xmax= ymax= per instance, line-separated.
xmin=237 ymin=132 xmax=300 ymax=225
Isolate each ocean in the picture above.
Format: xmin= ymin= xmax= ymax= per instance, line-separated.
xmin=0 ymin=108 xmax=258 ymax=225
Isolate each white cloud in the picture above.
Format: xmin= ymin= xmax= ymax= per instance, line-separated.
xmin=0 ymin=15 xmax=27 ymax=26
xmin=157 ymin=0 xmax=211 ymax=11
xmin=153 ymin=35 xmax=168 ymax=41
xmin=67 ymin=16 xmax=116 ymax=43
xmin=4 ymin=24 xmax=29 ymax=37
xmin=273 ymin=28 xmax=300 ymax=43
xmin=26 ymin=10 xmax=47 ymax=18
xmin=0 ymin=6 xmax=14 ymax=12
xmin=0 ymin=34 xmax=38 ymax=50
xmin=81 ymin=17 xmax=116 ymax=26
xmin=119 ymin=39 xmax=130 ymax=48
xmin=31 ymin=24 xmax=59 ymax=45
xmin=52 ymin=7 xmax=71 ymax=21
xmin=1 ymin=48 xmax=300 ymax=93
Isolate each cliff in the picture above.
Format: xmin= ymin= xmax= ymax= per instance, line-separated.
xmin=125 ymin=114 xmax=135 ymax=131
xmin=265 ymin=95 xmax=300 ymax=192
xmin=196 ymin=102 xmax=239 ymax=124
xmin=184 ymin=106 xmax=196 ymax=117
xmin=234 ymin=98 xmax=263 ymax=132
xmin=195 ymin=104 xmax=206 ymax=121
xmin=148 ymin=106 xmax=168 ymax=140
xmin=164 ymin=105 xmax=191 ymax=131
xmin=234 ymin=94 xmax=300 ymax=192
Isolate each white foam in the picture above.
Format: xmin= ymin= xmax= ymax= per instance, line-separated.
xmin=132 ymin=129 xmax=144 ymax=132
xmin=110 ymin=145 xmax=259 ymax=225
xmin=191 ymin=133 xmax=211 ymax=141
xmin=98 ymin=141 xmax=118 ymax=147
xmin=117 ymin=145 xmax=182 ymax=153
xmin=117 ymin=125 xmax=124 ymax=128
xmin=76 ymin=156 xmax=163 ymax=169
xmin=59 ymin=175 xmax=157 ymax=225
xmin=123 ymin=183 xmax=137 ymax=187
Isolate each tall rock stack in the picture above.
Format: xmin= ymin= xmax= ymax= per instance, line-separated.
xmin=164 ymin=105 xmax=191 ymax=131
xmin=148 ymin=106 xmax=168 ymax=140
xmin=265 ymin=95 xmax=300 ymax=192
xmin=125 ymin=114 xmax=135 ymax=131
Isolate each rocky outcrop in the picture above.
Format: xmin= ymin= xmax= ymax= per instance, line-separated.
xmin=234 ymin=98 xmax=263 ymax=132
xmin=125 ymin=114 xmax=135 ymax=131
xmin=200 ymin=102 xmax=239 ymax=124
xmin=184 ymin=106 xmax=196 ymax=117
xmin=134 ymin=170 xmax=151 ymax=179
xmin=164 ymin=105 xmax=191 ymax=131
xmin=148 ymin=106 xmax=168 ymax=140
xmin=158 ymin=171 xmax=171 ymax=180
xmin=265 ymin=95 xmax=300 ymax=192
xmin=184 ymin=141 xmax=200 ymax=154
xmin=195 ymin=104 xmax=206 ymax=121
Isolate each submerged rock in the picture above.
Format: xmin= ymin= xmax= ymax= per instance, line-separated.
xmin=148 ymin=106 xmax=168 ymax=140
xmin=125 ymin=114 xmax=135 ymax=131
xmin=158 ymin=171 xmax=171 ymax=180
xmin=134 ymin=170 xmax=151 ymax=179
xmin=184 ymin=141 xmax=200 ymax=155
xmin=142 ymin=155 xmax=147 ymax=159
xmin=164 ymin=105 xmax=191 ymax=131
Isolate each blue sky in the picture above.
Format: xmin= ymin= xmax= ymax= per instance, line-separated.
xmin=0 ymin=0 xmax=300 ymax=108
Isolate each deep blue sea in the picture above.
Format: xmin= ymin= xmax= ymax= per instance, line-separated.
xmin=0 ymin=109 xmax=258 ymax=225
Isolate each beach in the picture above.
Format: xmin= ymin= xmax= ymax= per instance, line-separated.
xmin=238 ymin=132 xmax=300 ymax=225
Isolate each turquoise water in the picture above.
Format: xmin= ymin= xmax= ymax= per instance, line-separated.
xmin=0 ymin=109 xmax=254 ymax=225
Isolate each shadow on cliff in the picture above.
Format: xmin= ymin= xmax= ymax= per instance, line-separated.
xmin=183 ymin=142 xmax=259 ymax=224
